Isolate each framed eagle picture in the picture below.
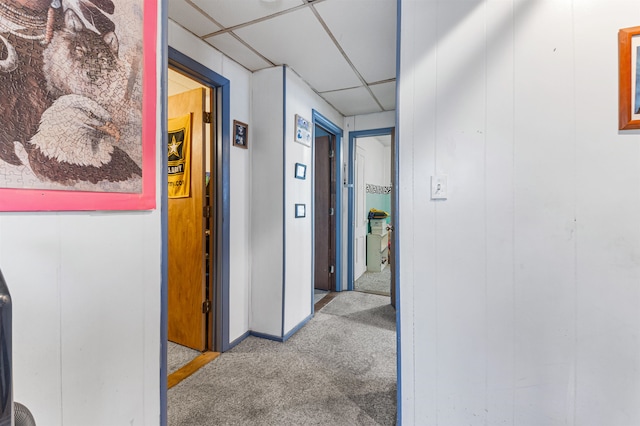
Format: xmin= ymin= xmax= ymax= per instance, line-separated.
xmin=0 ymin=0 xmax=157 ymax=211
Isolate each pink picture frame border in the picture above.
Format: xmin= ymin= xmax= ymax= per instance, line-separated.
xmin=0 ymin=0 xmax=157 ymax=212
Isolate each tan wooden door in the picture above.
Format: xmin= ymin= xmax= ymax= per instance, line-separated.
xmin=168 ymin=88 xmax=207 ymax=351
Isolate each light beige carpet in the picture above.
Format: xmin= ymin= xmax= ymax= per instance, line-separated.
xmin=168 ymin=291 xmax=397 ymax=425
xmin=355 ymin=267 xmax=391 ymax=295
xmin=167 ymin=341 xmax=201 ymax=375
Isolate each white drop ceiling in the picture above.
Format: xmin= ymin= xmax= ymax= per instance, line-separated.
xmin=168 ymin=0 xmax=397 ymax=117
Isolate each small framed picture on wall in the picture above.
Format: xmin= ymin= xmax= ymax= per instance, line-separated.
xmin=294 ymin=163 xmax=307 ymax=180
xmin=618 ymin=26 xmax=640 ymax=130
xmin=295 ymin=203 xmax=306 ymax=218
xmin=294 ymin=114 xmax=312 ymax=147
xmin=233 ymin=120 xmax=248 ymax=149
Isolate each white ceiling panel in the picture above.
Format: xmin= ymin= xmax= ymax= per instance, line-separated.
xmin=191 ymin=0 xmax=303 ymax=29
xmin=321 ymin=86 xmax=381 ymax=116
xmin=370 ymin=81 xmax=396 ymax=111
xmin=167 ymin=0 xmax=397 ymax=116
xmin=314 ymin=0 xmax=396 ymax=84
xmin=168 ymin=69 xmax=203 ymax=96
xmin=205 ymin=33 xmax=273 ymax=71
xmin=168 ymin=0 xmax=222 ymax=37
xmin=235 ymin=8 xmax=362 ymax=92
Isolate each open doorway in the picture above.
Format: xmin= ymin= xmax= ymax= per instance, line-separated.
xmin=166 ymin=67 xmax=216 ymax=378
xmin=312 ymin=110 xmax=343 ymax=307
xmin=348 ymin=128 xmax=396 ymax=306
xmin=162 ymin=49 xmax=231 ymax=398
xmin=313 ymin=126 xmax=336 ymax=294
xmin=353 ymin=133 xmax=392 ymax=296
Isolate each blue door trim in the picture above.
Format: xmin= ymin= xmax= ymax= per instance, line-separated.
xmin=347 ymin=127 xmax=395 ymax=292
xmin=159 ymin=2 xmax=168 ymax=425
xmin=167 ymin=47 xmax=232 ymax=353
xmin=281 ymin=67 xmax=287 ymax=337
xmin=311 ymin=110 xmax=343 ymax=295
xmin=395 ymin=0 xmax=403 ymax=423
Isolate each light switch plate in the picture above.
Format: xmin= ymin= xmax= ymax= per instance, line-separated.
xmin=431 ymin=175 xmax=447 ymax=200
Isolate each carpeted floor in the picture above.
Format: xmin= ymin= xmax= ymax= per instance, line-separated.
xmin=168 ymin=291 xmax=396 ymax=425
xmin=354 ymin=267 xmax=391 ymax=295
xmin=168 ymin=341 xmax=202 ymax=375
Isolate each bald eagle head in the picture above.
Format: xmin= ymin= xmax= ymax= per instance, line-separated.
xmin=31 ymin=94 xmax=121 ymax=167
xmin=27 ymin=94 xmax=141 ymax=185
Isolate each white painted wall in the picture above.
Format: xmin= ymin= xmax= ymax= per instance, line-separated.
xmin=358 ymin=136 xmax=391 ymax=187
xmin=2 ymin=213 xmax=162 ymax=425
xmin=169 ymin=20 xmax=252 ymax=343
xmin=250 ymin=67 xmax=284 ymax=337
xmin=344 ymin=111 xmax=396 ymax=133
xmin=250 ymin=65 xmax=344 ymax=337
xmin=225 ymin=56 xmax=252 ymax=342
xmin=283 ymin=67 xmax=343 ymax=335
xmin=399 ymin=1 xmax=640 ymax=424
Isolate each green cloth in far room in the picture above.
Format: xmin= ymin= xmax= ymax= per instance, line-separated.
xmin=366 ymin=192 xmax=391 ymax=224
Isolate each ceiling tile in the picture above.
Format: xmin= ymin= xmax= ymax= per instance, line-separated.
xmin=205 ymin=33 xmax=273 ymax=71
xmin=369 ymin=81 xmax=396 ymax=111
xmin=168 ymin=69 xmax=203 ymax=96
xmin=235 ymin=8 xmax=361 ymax=92
xmin=314 ymin=0 xmax=396 ymax=83
xmin=168 ymin=0 xmax=222 ymax=37
xmin=320 ymin=86 xmax=382 ymax=116
xmin=191 ymin=0 xmax=303 ymax=28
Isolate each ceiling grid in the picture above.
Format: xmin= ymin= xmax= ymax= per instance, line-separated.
xmin=169 ymin=0 xmax=397 ymax=116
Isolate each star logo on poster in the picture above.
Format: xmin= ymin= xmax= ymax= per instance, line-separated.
xmin=168 ymin=134 xmax=183 ymax=160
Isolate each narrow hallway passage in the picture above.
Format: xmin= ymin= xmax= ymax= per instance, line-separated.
xmin=168 ymin=292 xmax=396 ymax=425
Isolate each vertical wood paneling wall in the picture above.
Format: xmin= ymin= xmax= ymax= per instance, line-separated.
xmin=398 ymin=1 xmax=640 ymax=424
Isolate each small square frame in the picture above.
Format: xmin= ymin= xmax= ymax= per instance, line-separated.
xmin=233 ymin=120 xmax=248 ymax=149
xmin=295 ymin=203 xmax=306 ymax=218
xmin=618 ymin=26 xmax=640 ymax=130
xmin=294 ymin=114 xmax=312 ymax=147
xmin=294 ymin=163 xmax=307 ymax=180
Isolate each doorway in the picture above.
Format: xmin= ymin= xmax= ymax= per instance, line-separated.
xmin=348 ymin=128 xmax=396 ymax=306
xmin=312 ymin=110 xmax=343 ymax=306
xmin=162 ymin=49 xmax=232 ymax=401
xmin=166 ymin=68 xmax=213 ymax=373
xmin=313 ymin=128 xmax=336 ymax=292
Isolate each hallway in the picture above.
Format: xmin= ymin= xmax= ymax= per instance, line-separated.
xmin=168 ymin=291 xmax=396 ymax=425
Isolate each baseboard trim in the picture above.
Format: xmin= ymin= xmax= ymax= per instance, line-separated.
xmin=227 ymin=331 xmax=251 ymax=350
xmin=228 ymin=314 xmax=315 ymax=347
xmin=282 ymin=313 xmax=313 ymax=342
xmin=249 ymin=331 xmax=285 ymax=342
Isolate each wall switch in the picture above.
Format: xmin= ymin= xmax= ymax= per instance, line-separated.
xmin=431 ymin=176 xmax=447 ymax=200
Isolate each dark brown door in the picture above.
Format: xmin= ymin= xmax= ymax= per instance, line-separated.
xmin=314 ymin=134 xmax=336 ymax=291
xmin=167 ymin=88 xmax=207 ymax=351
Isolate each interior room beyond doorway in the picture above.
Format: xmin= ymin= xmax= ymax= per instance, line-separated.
xmin=353 ymin=134 xmax=392 ymax=297
xmin=166 ymin=67 xmax=218 ymax=386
